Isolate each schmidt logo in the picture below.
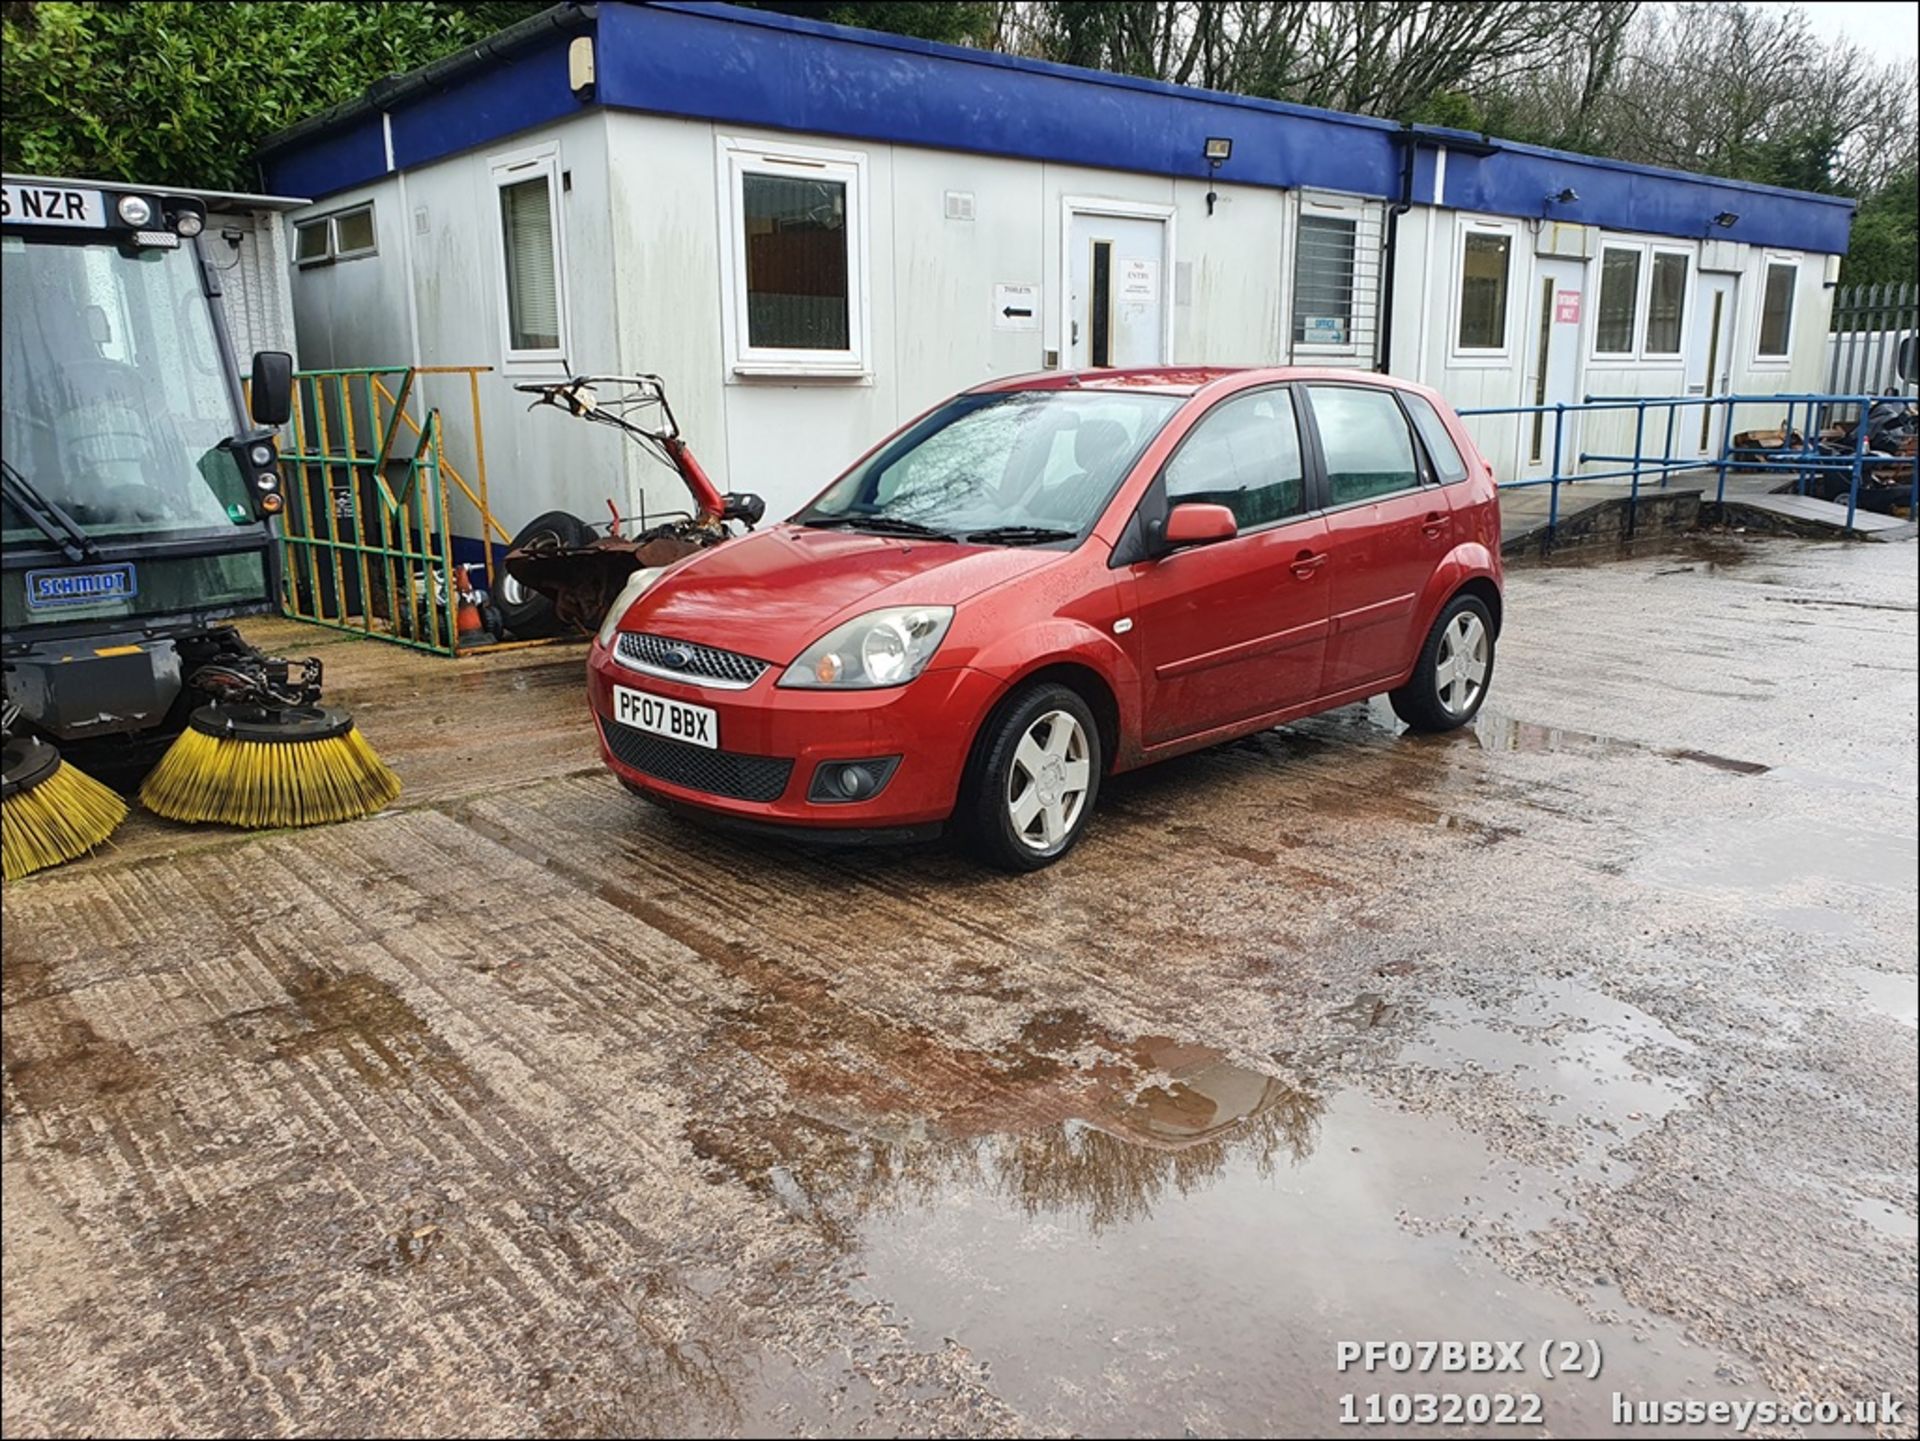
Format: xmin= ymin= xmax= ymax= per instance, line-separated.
xmin=25 ymin=565 xmax=137 ymax=610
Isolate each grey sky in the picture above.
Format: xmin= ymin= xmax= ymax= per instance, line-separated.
xmin=1758 ymin=0 xmax=1919 ymax=63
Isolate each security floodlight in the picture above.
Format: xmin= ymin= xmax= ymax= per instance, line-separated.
xmin=1713 ymin=211 xmax=1740 ymax=228
xmin=1551 ymin=186 xmax=1579 ymax=204
xmin=1204 ymin=138 xmax=1233 ymax=215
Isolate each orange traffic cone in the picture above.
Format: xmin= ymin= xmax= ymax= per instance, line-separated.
xmin=455 ymin=566 xmax=491 ymax=650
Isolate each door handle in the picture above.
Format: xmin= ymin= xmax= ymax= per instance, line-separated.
xmin=1290 ymin=549 xmax=1327 ymax=579
xmin=1422 ymin=512 xmax=1449 ymax=538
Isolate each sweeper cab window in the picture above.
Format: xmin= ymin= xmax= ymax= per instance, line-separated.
xmin=1 ymin=226 xmax=271 ymax=628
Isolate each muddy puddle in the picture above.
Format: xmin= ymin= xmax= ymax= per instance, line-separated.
xmin=711 ymin=1017 xmax=1767 ymax=1437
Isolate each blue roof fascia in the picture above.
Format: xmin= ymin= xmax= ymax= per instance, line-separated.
xmin=609 ymin=3 xmax=1850 ymax=252
xmin=260 ymin=0 xmax=1854 ymax=254
xmin=260 ymin=23 xmax=591 ymax=197
xmin=264 ymin=110 xmax=388 ymax=201
xmin=389 ymin=30 xmax=586 ymax=172
xmin=597 ymin=2 xmax=1405 ymax=197
xmin=1443 ymin=145 xmax=1854 ymax=254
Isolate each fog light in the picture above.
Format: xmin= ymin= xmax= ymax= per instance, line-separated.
xmin=808 ymin=756 xmax=901 ymax=804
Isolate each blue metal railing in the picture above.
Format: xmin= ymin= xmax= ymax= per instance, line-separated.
xmin=1458 ymin=392 xmax=1919 ymax=539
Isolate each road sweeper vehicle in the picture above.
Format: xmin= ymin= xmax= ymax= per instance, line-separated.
xmin=1 ymin=174 xmax=396 ymax=880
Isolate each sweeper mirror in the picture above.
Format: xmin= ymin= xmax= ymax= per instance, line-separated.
xmin=250 ymin=351 xmax=293 ymax=428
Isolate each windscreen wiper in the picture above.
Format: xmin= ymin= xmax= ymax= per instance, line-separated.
xmin=1 ymin=457 xmax=101 ymax=564
xmin=964 ymin=525 xmax=1077 ymax=546
xmin=800 ymin=514 xmax=958 ymax=540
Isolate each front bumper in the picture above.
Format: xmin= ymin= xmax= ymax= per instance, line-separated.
xmin=584 ymin=641 xmax=1003 ymax=829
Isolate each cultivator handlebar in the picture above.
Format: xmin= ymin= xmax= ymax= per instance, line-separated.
xmin=504 ymin=375 xmax=768 ymax=632
xmin=514 ymin=374 xmax=756 ymax=524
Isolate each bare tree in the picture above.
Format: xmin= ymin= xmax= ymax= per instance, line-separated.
xmin=1006 ymin=1 xmax=1617 ymax=120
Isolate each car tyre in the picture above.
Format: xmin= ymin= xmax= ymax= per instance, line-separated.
xmin=958 ymin=682 xmax=1102 ymax=872
xmin=1390 ymin=593 xmax=1495 ymax=732
xmin=499 ymin=510 xmax=592 ymax=638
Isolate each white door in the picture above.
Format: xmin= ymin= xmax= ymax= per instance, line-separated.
xmin=1519 ymin=256 xmax=1586 ymax=478
xmin=1685 ymin=274 xmax=1738 ymax=457
xmin=1067 ymin=212 xmax=1167 ymax=369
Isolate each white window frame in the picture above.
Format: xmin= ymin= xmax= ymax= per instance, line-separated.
xmin=1449 ymin=216 xmax=1518 ymax=365
xmin=1754 ymin=254 xmax=1798 ymax=365
xmin=1290 ymin=193 xmax=1364 ymax=359
xmin=717 ymin=136 xmax=871 ymax=380
xmin=489 ymin=144 xmax=570 ymax=374
xmin=1591 ymin=242 xmax=1645 ymax=360
xmin=293 ymin=202 xmax=377 ymax=267
xmin=293 ymin=216 xmax=331 ymax=267
xmin=1058 ymin=194 xmax=1178 ymax=369
xmin=1641 ymin=246 xmax=1692 ymax=359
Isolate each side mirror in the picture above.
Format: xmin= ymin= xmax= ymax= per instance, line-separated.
xmin=250 ymin=350 xmax=293 ymax=428
xmin=1163 ymin=502 xmax=1238 ymax=548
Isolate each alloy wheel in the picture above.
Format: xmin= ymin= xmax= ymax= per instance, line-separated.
xmin=1435 ymin=610 xmax=1489 ymax=716
xmin=1007 ymin=709 xmax=1091 ymax=852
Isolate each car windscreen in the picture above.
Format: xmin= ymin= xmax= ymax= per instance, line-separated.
xmin=796 ymin=389 xmax=1181 ymax=541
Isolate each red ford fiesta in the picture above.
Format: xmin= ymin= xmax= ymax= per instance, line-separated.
xmin=585 ymin=367 xmax=1503 ymax=870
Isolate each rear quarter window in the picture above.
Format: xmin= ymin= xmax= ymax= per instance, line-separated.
xmin=1402 ymin=392 xmax=1470 ymax=483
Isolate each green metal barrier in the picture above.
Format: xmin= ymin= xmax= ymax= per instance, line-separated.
xmin=274 ymin=366 xmax=461 ymax=654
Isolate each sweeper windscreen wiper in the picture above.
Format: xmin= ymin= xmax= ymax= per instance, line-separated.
xmin=1 ymin=455 xmax=102 ymax=564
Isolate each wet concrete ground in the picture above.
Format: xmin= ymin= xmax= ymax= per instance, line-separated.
xmin=4 ymin=535 xmax=1916 ymax=1437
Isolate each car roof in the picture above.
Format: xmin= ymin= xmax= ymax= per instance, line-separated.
xmin=970 ymin=365 xmax=1432 ymax=400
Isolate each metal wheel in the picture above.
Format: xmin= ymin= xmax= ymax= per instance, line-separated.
xmin=1434 ymin=609 xmax=1489 ymax=716
xmin=498 ymin=570 xmax=531 ymax=608
xmin=1006 ymin=709 xmax=1092 ymax=853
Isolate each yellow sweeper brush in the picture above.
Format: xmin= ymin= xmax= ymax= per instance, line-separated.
xmin=141 ymin=701 xmax=400 ymax=828
xmin=2 ymin=734 xmax=129 ymax=881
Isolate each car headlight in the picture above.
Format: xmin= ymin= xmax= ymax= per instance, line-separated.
xmin=778 ymin=606 xmax=954 ymax=689
xmin=595 ymin=566 xmax=664 ymax=648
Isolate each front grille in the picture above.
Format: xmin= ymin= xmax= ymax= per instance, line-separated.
xmin=615 ymin=632 xmax=769 ymax=688
xmin=599 ymin=718 xmax=793 ymax=802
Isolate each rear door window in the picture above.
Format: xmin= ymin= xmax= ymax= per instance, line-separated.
xmin=1401 ymin=391 xmax=1469 ymax=483
xmin=1163 ymin=388 xmax=1306 ymax=530
xmin=1306 ymin=385 xmax=1420 ymax=505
